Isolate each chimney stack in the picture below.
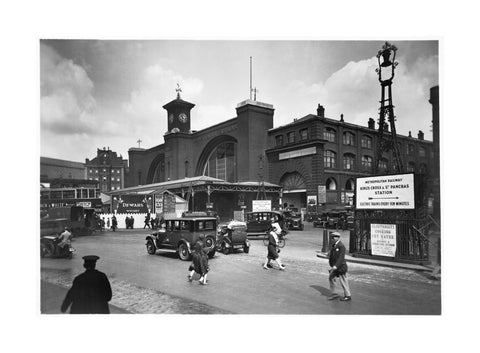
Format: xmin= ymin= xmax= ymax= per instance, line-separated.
xmin=408 ymin=131 xmax=412 ymax=138
xmin=418 ymin=130 xmax=424 ymax=140
xmin=368 ymin=118 xmax=375 ymax=129
xmin=317 ymin=104 xmax=325 ymax=117
xmin=340 ymin=114 xmax=344 ymax=122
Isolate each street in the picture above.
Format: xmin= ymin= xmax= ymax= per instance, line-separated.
xmin=40 ymin=223 xmax=441 ymax=315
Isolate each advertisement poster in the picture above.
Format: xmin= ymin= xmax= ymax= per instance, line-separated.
xmin=371 ymin=223 xmax=397 ymax=257
xmin=356 ymin=173 xmax=415 ymax=209
xmin=252 ymin=200 xmax=272 ymax=212
xmin=116 ymin=195 xmax=149 ymax=213
xmin=317 ymin=185 xmax=326 ymax=204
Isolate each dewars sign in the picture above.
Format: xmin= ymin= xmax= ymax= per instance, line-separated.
xmin=356 ymin=173 xmax=415 ymax=210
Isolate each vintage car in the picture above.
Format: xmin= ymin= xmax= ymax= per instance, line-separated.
xmin=245 ymin=211 xmax=287 ymax=235
xmin=283 ymin=211 xmax=304 ymax=231
xmin=216 ymin=220 xmax=250 ymax=255
xmin=145 ymin=213 xmax=217 ymax=261
xmin=313 ymin=211 xmax=352 ymax=229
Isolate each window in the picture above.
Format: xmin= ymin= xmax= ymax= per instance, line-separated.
xmin=326 ymin=178 xmax=337 ymax=190
xmin=378 ymin=159 xmax=388 ymax=172
xmin=89 ymin=169 xmax=93 ymax=174
xmin=362 ymin=155 xmax=373 ymax=172
xmin=324 ymin=150 xmax=336 ymax=168
xmin=111 ymin=177 xmax=115 ymax=181
xmin=117 ymin=178 xmax=120 ymax=182
xmin=287 ymin=131 xmax=295 ymax=144
xmin=103 ymin=169 xmax=106 ymax=173
xmin=407 ymin=162 xmax=415 ymax=172
xmin=103 ymin=176 xmax=106 ymax=181
xmin=324 ymin=128 xmax=336 ymax=142
xmin=275 ymin=135 xmax=283 ymax=146
xmin=299 ymin=128 xmax=308 ymax=141
xmin=343 ymin=153 xmax=356 ymax=170
xmin=203 ymin=141 xmax=237 ymax=182
xmin=407 ymin=144 xmax=415 ymax=155
xmin=419 ymin=146 xmax=426 ymax=157
xmin=345 ymin=179 xmax=355 ymax=191
xmin=117 ymin=170 xmax=120 ymax=174
xmin=343 ymin=131 xmax=355 ymax=146
xmin=361 ymin=135 xmax=372 ymax=149
xmin=95 ymin=170 xmax=98 ymax=173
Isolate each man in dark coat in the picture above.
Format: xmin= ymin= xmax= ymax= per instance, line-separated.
xmin=61 ymin=255 xmax=112 ymax=314
xmin=327 ymin=232 xmax=352 ymax=301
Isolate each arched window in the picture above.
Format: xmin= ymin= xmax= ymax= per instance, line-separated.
xmin=323 ymin=128 xmax=336 ymax=142
xmin=378 ymin=158 xmax=388 ymax=172
xmin=203 ymin=141 xmax=237 ymax=182
xmin=343 ymin=153 xmax=356 ymax=170
xmin=326 ymin=177 xmax=337 ymax=190
xmin=407 ymin=161 xmax=415 ymax=172
xmin=361 ymin=135 xmax=372 ymax=149
xmin=343 ymin=131 xmax=355 ymax=146
xmin=345 ymin=179 xmax=355 ymax=191
xmin=362 ymin=155 xmax=373 ymax=172
xmin=324 ymin=150 xmax=336 ymax=168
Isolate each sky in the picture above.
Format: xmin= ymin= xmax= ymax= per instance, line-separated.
xmin=40 ymin=40 xmax=438 ymax=163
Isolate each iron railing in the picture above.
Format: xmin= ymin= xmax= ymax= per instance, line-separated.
xmin=350 ymin=214 xmax=429 ymax=262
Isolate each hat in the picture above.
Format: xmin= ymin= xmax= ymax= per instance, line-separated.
xmin=331 ymin=232 xmax=341 ymax=238
xmin=82 ymin=255 xmax=100 ymax=263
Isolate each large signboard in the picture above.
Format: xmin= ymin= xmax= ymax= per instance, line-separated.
xmin=317 ymin=185 xmax=326 ymax=204
xmin=371 ymin=223 xmax=397 ymax=257
xmin=356 ymin=173 xmax=415 ymax=209
xmin=252 ymin=200 xmax=271 ymax=212
xmin=116 ymin=195 xmax=149 ymax=213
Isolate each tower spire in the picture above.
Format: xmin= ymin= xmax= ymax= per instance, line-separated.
xmin=175 ymin=83 xmax=182 ymax=99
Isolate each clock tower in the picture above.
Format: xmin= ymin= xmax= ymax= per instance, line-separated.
xmin=162 ymin=84 xmax=195 ymax=133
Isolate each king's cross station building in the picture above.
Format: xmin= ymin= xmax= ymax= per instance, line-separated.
xmin=111 ymin=86 xmax=437 ymax=221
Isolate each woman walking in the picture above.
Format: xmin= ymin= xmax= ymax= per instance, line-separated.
xmin=263 ymin=226 xmax=285 ymax=270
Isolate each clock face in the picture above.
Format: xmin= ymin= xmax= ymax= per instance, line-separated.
xmin=168 ymin=113 xmax=174 ymax=123
xmin=179 ymin=113 xmax=188 ymax=123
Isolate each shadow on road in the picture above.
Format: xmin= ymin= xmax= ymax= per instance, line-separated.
xmin=310 ymin=285 xmax=331 ymax=298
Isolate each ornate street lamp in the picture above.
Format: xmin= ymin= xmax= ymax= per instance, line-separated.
xmin=374 ymin=41 xmax=404 ymax=174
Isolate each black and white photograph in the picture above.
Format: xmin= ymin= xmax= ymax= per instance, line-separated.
xmin=3 ymin=1 xmax=479 ymax=352
xmin=39 ymin=38 xmax=441 ymax=315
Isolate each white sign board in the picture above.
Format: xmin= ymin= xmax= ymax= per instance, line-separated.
xmin=76 ymin=201 xmax=91 ymax=208
xmin=371 ymin=224 xmax=397 ymax=257
xmin=356 ymin=173 xmax=415 ymax=209
xmin=252 ymin=200 xmax=272 ymax=212
xmin=318 ymin=185 xmax=326 ymax=204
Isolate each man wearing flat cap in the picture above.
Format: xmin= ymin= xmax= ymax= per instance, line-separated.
xmin=61 ymin=255 xmax=112 ymax=314
xmin=327 ymin=232 xmax=352 ymax=301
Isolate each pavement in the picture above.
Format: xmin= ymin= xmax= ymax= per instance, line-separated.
xmin=40 ymin=280 xmax=131 ymax=314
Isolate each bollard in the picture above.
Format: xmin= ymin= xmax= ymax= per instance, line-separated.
xmin=321 ymin=228 xmax=329 ymax=253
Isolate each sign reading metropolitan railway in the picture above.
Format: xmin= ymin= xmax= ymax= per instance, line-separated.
xmin=356 ymin=173 xmax=415 ymax=210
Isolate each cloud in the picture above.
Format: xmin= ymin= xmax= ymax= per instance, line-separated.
xmin=122 ymin=64 xmax=204 ymax=123
xmin=40 ymin=43 xmax=98 ymax=135
xmin=276 ymin=54 xmax=438 ymax=140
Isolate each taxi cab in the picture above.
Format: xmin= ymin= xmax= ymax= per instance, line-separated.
xmin=145 ymin=212 xmax=217 ymax=261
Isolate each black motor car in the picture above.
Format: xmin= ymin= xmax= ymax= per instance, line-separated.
xmin=145 ymin=213 xmax=217 ymax=261
xmin=245 ymin=211 xmax=286 ymax=235
xmin=284 ymin=211 xmax=304 ymax=231
xmin=216 ymin=220 xmax=250 ymax=254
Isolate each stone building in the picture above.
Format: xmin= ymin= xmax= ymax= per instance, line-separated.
xmin=85 ymin=147 xmax=128 ymax=192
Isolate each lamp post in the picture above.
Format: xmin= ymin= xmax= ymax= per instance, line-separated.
xmin=374 ymin=41 xmax=404 ymax=174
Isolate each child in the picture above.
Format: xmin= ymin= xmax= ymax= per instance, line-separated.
xmin=188 ymin=243 xmax=209 ymax=285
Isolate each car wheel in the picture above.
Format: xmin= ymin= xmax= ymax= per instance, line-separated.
xmin=243 ymin=244 xmax=250 ymax=254
xmin=204 ymin=236 xmax=215 ymax=249
xmin=146 ymin=239 xmax=156 ymax=255
xmin=178 ymin=243 xmax=191 ymax=261
xmin=41 ymin=241 xmax=54 ymax=258
xmin=222 ymin=242 xmax=230 ymax=255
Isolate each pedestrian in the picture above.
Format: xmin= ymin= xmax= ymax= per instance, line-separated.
xmin=125 ymin=216 xmax=129 ymax=229
xmin=327 ymin=232 xmax=352 ymax=301
xmin=101 ymin=217 xmax=105 ymax=231
xmin=111 ymin=215 xmax=117 ymax=231
xmin=60 ymin=255 xmax=112 ymax=314
xmin=263 ymin=225 xmax=285 ymax=270
xmin=144 ymin=213 xmax=151 ymax=229
xmin=188 ymin=243 xmax=209 ymax=285
xmin=150 ymin=216 xmax=155 ymax=230
xmin=130 ymin=216 xmax=135 ymax=229
xmin=107 ymin=217 xmax=110 ymax=229
xmin=57 ymin=226 xmax=73 ymax=255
